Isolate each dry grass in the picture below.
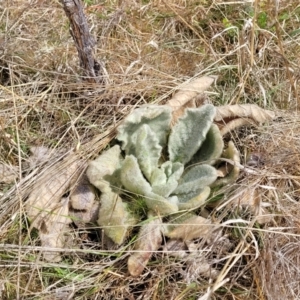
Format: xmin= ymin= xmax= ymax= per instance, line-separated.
xmin=1 ymin=0 xmax=300 ymax=299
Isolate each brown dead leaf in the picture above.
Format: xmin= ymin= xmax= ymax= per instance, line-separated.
xmin=220 ymin=118 xmax=256 ymax=136
xmin=69 ymin=201 xmax=99 ymax=226
xmin=70 ymin=174 xmax=96 ymax=211
xmin=26 ymin=153 xmax=85 ymax=261
xmin=166 ymin=215 xmax=214 ymax=241
xmin=128 ymin=215 xmax=162 ymax=276
xmin=39 ymin=197 xmax=72 ymax=262
xmin=215 ymin=104 xmax=275 ymax=124
xmin=69 ymin=174 xmax=99 ymax=227
xmin=0 ymin=163 xmax=18 ymax=183
xmin=166 ymin=76 xmax=217 ymax=122
xmin=167 ymin=76 xmax=216 ymax=109
xmin=26 ymin=154 xmax=84 ymax=225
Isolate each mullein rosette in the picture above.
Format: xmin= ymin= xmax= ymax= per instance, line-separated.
xmin=87 ymin=104 xmax=225 ymax=274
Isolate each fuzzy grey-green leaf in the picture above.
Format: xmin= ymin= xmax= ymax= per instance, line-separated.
xmin=98 ymin=190 xmax=136 ymax=245
xmin=135 ymin=124 xmax=162 ymax=181
xmin=87 ymin=145 xmax=121 ymax=192
xmin=151 ymin=161 xmax=184 ymax=197
xmin=189 ymin=124 xmax=224 ymax=166
xmin=168 ymin=105 xmax=216 ymax=164
xmin=212 ymin=141 xmax=240 ymax=187
xmin=161 ymin=161 xmax=183 ymax=179
xmin=177 ymin=186 xmax=211 ymax=210
xmin=174 ymin=164 xmax=217 ymax=194
xmin=150 ymin=168 xmax=167 ymax=187
xmin=144 ymin=192 xmax=178 ymax=215
xmin=117 ymin=106 xmax=172 ymax=155
xmin=120 ymin=155 xmax=152 ymax=195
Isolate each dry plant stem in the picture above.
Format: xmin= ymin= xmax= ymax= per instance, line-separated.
xmin=274 ymin=18 xmax=298 ymax=105
xmin=230 ymin=0 xmax=255 ymax=105
xmin=60 ymin=0 xmax=104 ymax=84
xmin=9 ymin=66 xmax=23 ymax=299
xmin=250 ymin=0 xmax=258 ymax=68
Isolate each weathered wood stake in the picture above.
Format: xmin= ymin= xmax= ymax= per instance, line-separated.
xmin=60 ymin=0 xmax=104 ymax=84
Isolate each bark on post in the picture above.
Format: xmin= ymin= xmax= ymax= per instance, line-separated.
xmin=60 ymin=0 xmax=104 ymax=84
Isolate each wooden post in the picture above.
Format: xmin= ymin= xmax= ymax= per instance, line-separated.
xmin=60 ymin=0 xmax=105 ymax=84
